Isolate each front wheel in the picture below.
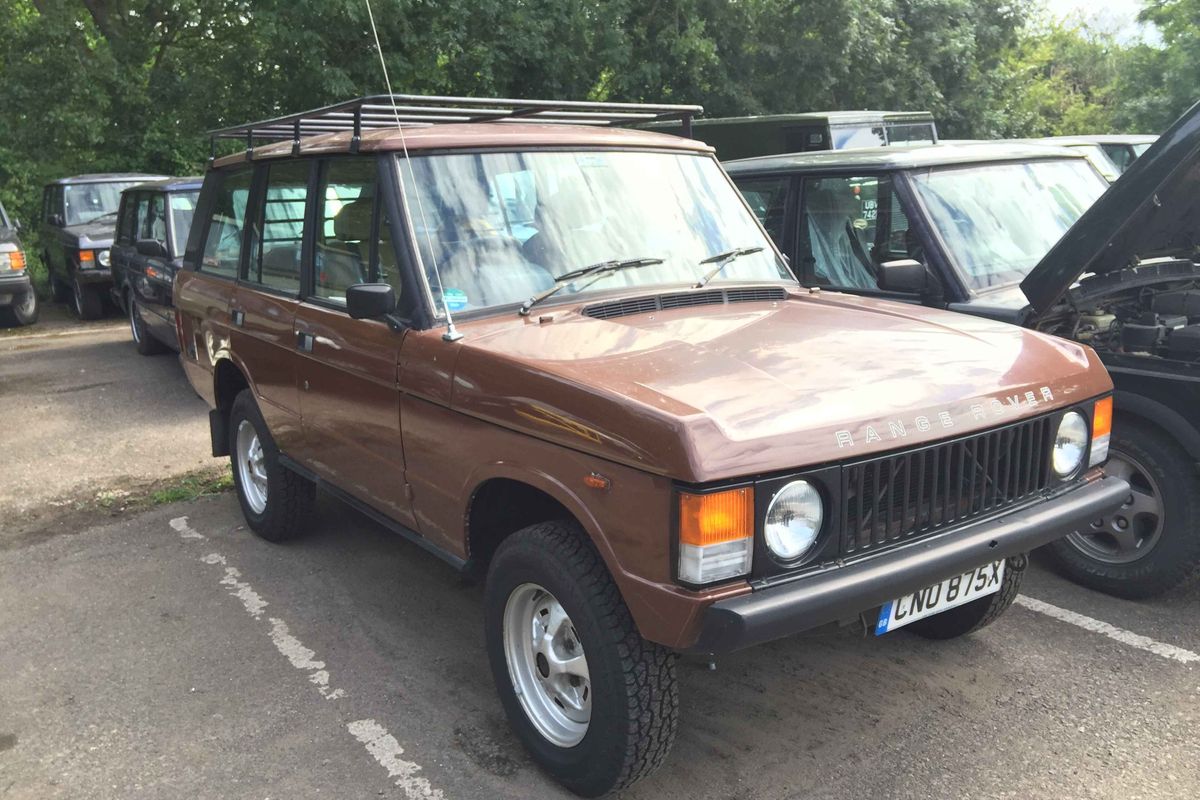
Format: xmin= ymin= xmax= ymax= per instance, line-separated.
xmin=228 ymin=389 xmax=314 ymax=542
xmin=906 ymin=554 xmax=1026 ymax=640
xmin=129 ymin=293 xmax=166 ymax=355
xmin=0 ymin=289 xmax=38 ymax=327
xmin=1045 ymin=418 xmax=1200 ymax=598
xmin=484 ymin=521 xmax=678 ymax=797
xmin=72 ymin=277 xmax=103 ymax=320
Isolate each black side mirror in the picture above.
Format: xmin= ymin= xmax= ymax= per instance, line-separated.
xmin=878 ymin=259 xmax=929 ymax=294
xmin=346 ymin=283 xmax=397 ymax=320
xmin=136 ymin=238 xmax=169 ymax=258
xmin=49 ymin=214 xmax=64 ymax=227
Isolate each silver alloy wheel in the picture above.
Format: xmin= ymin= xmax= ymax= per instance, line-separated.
xmin=1067 ymin=450 xmax=1164 ymax=564
xmin=502 ymin=583 xmax=591 ymax=747
xmin=235 ymin=419 xmax=269 ymax=515
xmin=128 ymin=294 xmax=142 ymax=343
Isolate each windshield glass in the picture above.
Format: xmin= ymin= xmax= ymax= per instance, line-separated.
xmin=398 ymin=150 xmax=789 ymax=314
xmin=63 ymin=181 xmax=143 ymax=226
xmin=169 ymin=191 xmax=200 ymax=257
xmin=1073 ymin=144 xmax=1120 ymax=182
xmin=910 ymin=158 xmax=1108 ymax=291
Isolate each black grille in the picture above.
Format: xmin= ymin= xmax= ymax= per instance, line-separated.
xmin=841 ymin=415 xmax=1054 ymax=556
xmin=583 ymin=286 xmax=787 ymax=320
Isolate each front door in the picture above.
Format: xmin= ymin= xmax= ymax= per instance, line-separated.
xmin=292 ymin=156 xmax=416 ymax=529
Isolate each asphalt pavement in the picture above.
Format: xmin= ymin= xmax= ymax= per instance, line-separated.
xmin=1 ymin=306 xmax=1198 ymax=800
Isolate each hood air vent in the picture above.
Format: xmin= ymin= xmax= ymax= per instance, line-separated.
xmin=583 ymin=286 xmax=788 ymax=321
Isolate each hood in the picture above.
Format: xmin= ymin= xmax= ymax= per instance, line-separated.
xmin=450 ymin=290 xmax=1111 ymax=483
xmin=67 ymin=215 xmax=118 ymax=249
xmin=1021 ymin=99 xmax=1200 ymax=315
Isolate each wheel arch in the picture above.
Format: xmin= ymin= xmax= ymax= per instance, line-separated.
xmin=463 ymin=466 xmax=622 ymax=586
xmin=1113 ymin=390 xmax=1200 ymax=462
xmin=209 ymin=355 xmax=253 ymax=457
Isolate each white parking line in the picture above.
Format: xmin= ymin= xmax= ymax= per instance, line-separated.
xmin=1016 ymin=595 xmax=1200 ymax=665
xmin=171 ymin=516 xmax=444 ymax=798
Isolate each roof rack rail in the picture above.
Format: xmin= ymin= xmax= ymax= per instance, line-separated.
xmin=208 ymin=94 xmax=703 ymax=159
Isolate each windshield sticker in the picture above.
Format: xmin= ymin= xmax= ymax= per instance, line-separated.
xmin=442 ymin=287 xmax=469 ymax=311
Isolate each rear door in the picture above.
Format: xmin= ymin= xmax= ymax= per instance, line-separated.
xmin=292 ymin=156 xmax=416 ymax=528
xmin=231 ymin=160 xmax=310 ymax=454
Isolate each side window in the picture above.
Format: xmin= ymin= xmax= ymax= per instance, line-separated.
xmin=735 ymin=177 xmax=789 ymax=245
xmin=314 ymin=159 xmax=377 ymax=305
xmin=246 ymin=161 xmax=307 ymax=294
xmin=116 ymin=194 xmax=135 ymax=244
xmin=199 ymin=168 xmax=252 ymax=279
xmin=133 ymin=193 xmax=152 ymax=243
xmin=799 ymin=174 xmax=913 ymax=290
xmin=145 ymin=194 xmax=167 ymax=244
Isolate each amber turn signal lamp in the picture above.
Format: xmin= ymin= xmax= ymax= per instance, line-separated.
xmin=678 ymin=488 xmax=754 ymax=584
xmin=583 ymin=472 xmax=610 ymax=490
xmin=1090 ymin=396 xmax=1113 ymax=467
xmin=8 ymin=250 xmax=25 ymax=270
xmin=678 ymin=488 xmax=753 ymax=546
xmin=78 ymin=250 xmax=94 ymax=264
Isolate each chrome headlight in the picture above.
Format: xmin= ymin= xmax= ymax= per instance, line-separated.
xmin=764 ymin=480 xmax=823 ymax=561
xmin=1053 ymin=411 xmax=1089 ymax=477
xmin=96 ymin=249 xmax=111 ymax=267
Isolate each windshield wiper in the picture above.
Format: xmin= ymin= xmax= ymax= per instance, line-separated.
xmin=518 ymin=256 xmax=664 ymax=316
xmin=693 ymin=246 xmax=764 ymax=288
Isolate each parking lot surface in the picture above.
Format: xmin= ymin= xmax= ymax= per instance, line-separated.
xmin=1 ymin=314 xmax=1198 ymax=800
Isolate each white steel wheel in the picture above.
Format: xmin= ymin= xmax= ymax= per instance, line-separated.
xmin=502 ymin=582 xmax=592 ymax=747
xmin=235 ymin=419 xmax=268 ymax=515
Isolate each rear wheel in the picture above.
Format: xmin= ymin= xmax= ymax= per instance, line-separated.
xmin=1046 ymin=418 xmax=1200 ymax=598
xmin=485 ymin=521 xmax=678 ymax=797
xmin=229 ymin=389 xmax=314 ymax=542
xmin=72 ymin=277 xmax=102 ymax=320
xmin=129 ymin=292 xmax=166 ymax=355
xmin=0 ymin=289 xmax=38 ymax=327
xmin=906 ymin=554 xmax=1026 ymax=640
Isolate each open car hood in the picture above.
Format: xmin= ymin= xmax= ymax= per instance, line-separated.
xmin=1021 ymin=100 xmax=1200 ymax=317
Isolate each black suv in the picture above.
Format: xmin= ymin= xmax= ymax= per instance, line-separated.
xmin=110 ymin=177 xmax=202 ymax=353
xmin=726 ymin=101 xmax=1200 ymax=598
xmin=0 ymin=199 xmax=37 ymax=327
xmin=38 ymin=173 xmax=166 ymax=319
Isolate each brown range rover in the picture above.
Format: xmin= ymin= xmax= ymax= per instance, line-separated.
xmin=176 ymin=96 xmax=1129 ymax=797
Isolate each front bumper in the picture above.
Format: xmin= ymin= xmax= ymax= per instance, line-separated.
xmin=75 ymin=267 xmax=112 ymax=286
xmin=687 ymin=474 xmax=1130 ymax=653
xmin=0 ymin=271 xmax=33 ymax=301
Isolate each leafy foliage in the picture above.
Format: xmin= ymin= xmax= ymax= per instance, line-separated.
xmin=0 ymin=0 xmax=1195 ymax=261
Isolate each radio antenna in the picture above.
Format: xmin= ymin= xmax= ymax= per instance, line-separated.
xmin=363 ymin=0 xmax=463 ymax=342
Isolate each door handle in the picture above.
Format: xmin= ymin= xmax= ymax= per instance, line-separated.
xmin=231 ymin=309 xmax=245 ymax=327
xmin=297 ymin=331 xmax=315 ymax=352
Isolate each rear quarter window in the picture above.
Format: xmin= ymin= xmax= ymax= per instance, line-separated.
xmin=199 ymin=169 xmax=252 ymax=280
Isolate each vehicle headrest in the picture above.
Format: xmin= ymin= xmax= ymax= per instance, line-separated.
xmin=333 ymin=200 xmax=373 ymax=242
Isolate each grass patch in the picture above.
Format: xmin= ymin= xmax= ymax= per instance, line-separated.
xmin=149 ymin=470 xmax=234 ymax=505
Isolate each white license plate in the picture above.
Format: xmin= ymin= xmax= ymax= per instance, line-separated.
xmin=874 ymin=559 xmax=1005 ymax=635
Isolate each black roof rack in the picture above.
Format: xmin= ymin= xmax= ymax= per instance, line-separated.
xmin=208 ymin=94 xmax=703 ymax=159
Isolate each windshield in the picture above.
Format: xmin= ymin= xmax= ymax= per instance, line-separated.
xmin=64 ymin=181 xmax=142 ymax=226
xmin=1072 ymin=144 xmax=1120 ymax=182
xmin=169 ymin=191 xmax=200 ymax=257
xmin=910 ymin=158 xmax=1108 ymax=291
xmin=398 ymin=150 xmax=789 ymax=314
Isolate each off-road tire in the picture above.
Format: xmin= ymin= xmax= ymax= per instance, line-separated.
xmin=72 ymin=277 xmax=103 ymax=320
xmin=906 ymin=554 xmax=1026 ymax=640
xmin=228 ymin=389 xmax=314 ymax=542
xmin=0 ymin=289 xmax=38 ymax=327
xmin=1045 ymin=418 xmax=1200 ymax=598
xmin=50 ymin=273 xmax=70 ymax=304
xmin=484 ymin=521 xmax=678 ymax=797
xmin=129 ymin=292 xmax=167 ymax=355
